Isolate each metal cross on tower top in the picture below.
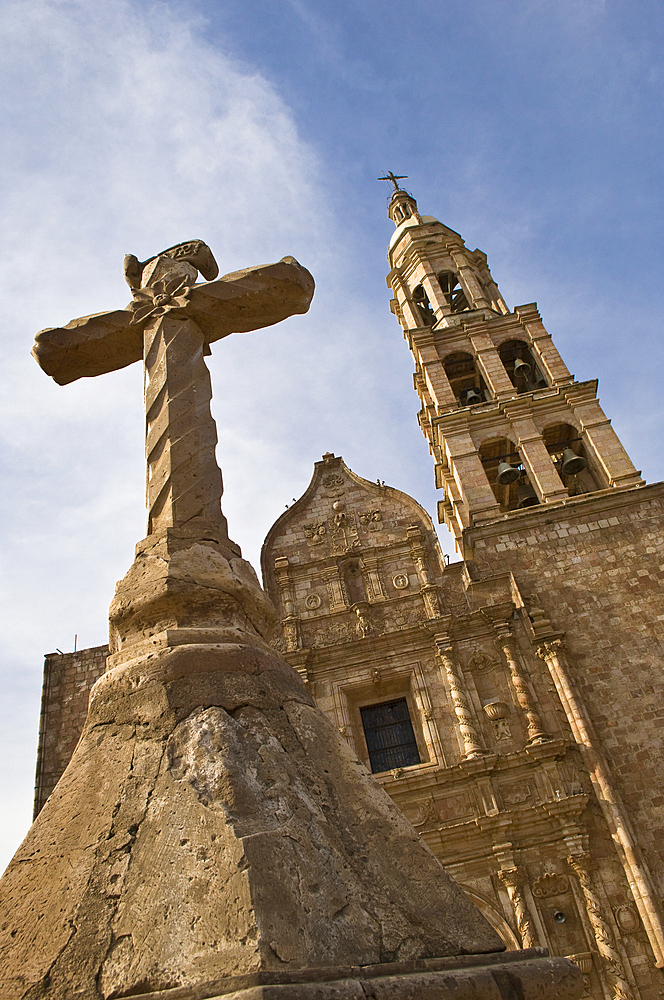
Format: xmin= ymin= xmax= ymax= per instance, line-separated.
xmin=378 ymin=171 xmax=408 ymax=192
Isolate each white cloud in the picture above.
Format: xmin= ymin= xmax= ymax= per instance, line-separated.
xmin=0 ymin=0 xmax=446 ymax=874
xmin=0 ymin=0 xmax=337 ymax=871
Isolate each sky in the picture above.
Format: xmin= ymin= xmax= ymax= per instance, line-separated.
xmin=1 ymin=0 xmax=663 ymax=871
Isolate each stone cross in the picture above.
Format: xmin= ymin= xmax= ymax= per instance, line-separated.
xmin=32 ymin=241 xmax=314 ymax=550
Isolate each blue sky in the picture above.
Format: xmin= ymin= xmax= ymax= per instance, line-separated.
xmin=1 ymin=0 xmax=663 ymax=870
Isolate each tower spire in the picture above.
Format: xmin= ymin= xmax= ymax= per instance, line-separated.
xmin=378 ymin=171 xmax=408 ymax=192
xmin=385 ymin=193 xmax=644 ymax=553
xmin=379 ymin=172 xmax=422 ymax=228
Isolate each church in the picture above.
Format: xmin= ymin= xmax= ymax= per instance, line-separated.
xmin=33 ymin=183 xmax=664 ymax=1000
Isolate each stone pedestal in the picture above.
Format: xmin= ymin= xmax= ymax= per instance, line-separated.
xmin=0 ymin=539 xmax=583 ymax=1000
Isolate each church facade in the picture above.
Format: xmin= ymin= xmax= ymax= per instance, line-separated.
xmin=34 ymin=188 xmax=664 ymax=1000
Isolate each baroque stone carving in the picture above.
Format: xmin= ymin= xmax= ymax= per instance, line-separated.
xmin=468 ymin=652 xmax=498 ymax=672
xmin=304 ymin=594 xmax=322 ymax=610
xmin=331 ymin=511 xmax=359 ymax=553
xmin=410 ymin=798 xmax=439 ymax=828
xmin=497 ymin=629 xmax=549 ymax=745
xmin=393 ymin=574 xmax=409 ymax=589
xmin=614 ymin=904 xmax=640 ymax=934
xmin=568 ymin=852 xmax=635 ymax=1000
xmin=359 ymin=509 xmax=383 ymax=529
xmin=304 ymin=522 xmax=327 ymax=545
xmin=323 ymin=473 xmax=345 ymax=497
xmin=501 ymin=781 xmax=532 ymax=805
xmin=435 ymin=640 xmax=486 ymax=759
xmin=383 ymin=606 xmax=426 ymax=631
xmin=498 ymin=868 xmax=539 ymax=949
xmin=532 ymin=873 xmax=569 ymax=898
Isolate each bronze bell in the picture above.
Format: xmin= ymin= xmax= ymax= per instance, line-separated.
xmin=513 ymin=357 xmax=531 ymax=379
xmin=561 ymin=448 xmax=588 ymax=476
xmin=463 ymin=388 xmax=483 ymax=406
xmin=496 ymin=461 xmax=521 ymax=485
xmin=517 ymin=483 xmax=539 ymax=507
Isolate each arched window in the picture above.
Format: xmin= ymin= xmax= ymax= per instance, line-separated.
xmin=412 ymin=285 xmax=435 ymax=326
xmin=443 ymin=352 xmax=488 ymax=407
xmin=437 ymin=271 xmax=470 ymax=313
xmin=543 ymin=423 xmax=599 ymax=495
xmin=499 ymin=339 xmax=547 ymax=393
xmin=479 ymin=438 xmax=539 ymax=511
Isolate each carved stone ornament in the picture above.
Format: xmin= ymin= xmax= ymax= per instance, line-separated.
xmin=468 ymin=652 xmax=499 ymax=672
xmin=304 ymin=522 xmax=327 ymax=545
xmin=305 ymin=594 xmax=321 ymax=610
xmin=393 ymin=574 xmax=409 ymax=590
xmin=614 ymin=903 xmax=639 ymax=934
xmin=501 ymin=782 xmax=532 ymax=805
xmin=482 ymin=699 xmax=509 ymax=721
xmin=128 ymin=272 xmax=194 ymax=326
xmin=323 ymin=473 xmax=345 ymax=497
xmin=532 ymin=873 xmax=570 ymax=898
xmin=492 ymin=719 xmax=512 ymax=741
xmin=411 ymin=799 xmax=439 ymax=828
xmin=359 ymin=509 xmax=382 ymax=530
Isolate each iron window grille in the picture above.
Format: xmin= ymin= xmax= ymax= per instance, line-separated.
xmin=360 ymin=698 xmax=421 ymax=773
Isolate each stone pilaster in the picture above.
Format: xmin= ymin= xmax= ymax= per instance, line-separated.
xmin=322 ymin=564 xmax=348 ymax=611
xmin=538 ymin=639 xmax=664 ymax=968
xmin=568 ymin=852 xmax=634 ymax=1000
xmin=274 ymin=556 xmax=299 ymax=652
xmin=407 ymin=525 xmax=442 ymax=618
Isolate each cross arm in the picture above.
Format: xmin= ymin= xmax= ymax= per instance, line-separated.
xmin=31 ymin=255 xmax=314 ymax=385
xmin=189 ymin=256 xmax=315 ymax=345
xmin=32 ymin=309 xmax=143 ymax=385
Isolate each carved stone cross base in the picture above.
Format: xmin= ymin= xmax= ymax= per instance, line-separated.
xmin=0 ymin=626 xmax=528 ymax=999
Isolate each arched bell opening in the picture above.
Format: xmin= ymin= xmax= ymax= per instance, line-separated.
xmin=412 ymin=284 xmax=436 ymax=327
xmin=543 ymin=423 xmax=599 ymax=496
xmin=437 ymin=271 xmax=471 ymax=313
xmin=443 ymin=352 xmax=489 ymax=408
xmin=479 ymin=438 xmax=539 ymax=512
xmin=499 ymin=339 xmax=547 ymax=393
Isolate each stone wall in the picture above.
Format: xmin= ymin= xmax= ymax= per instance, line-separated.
xmin=34 ymin=644 xmax=108 ymax=817
xmin=466 ymin=482 xmax=664 ymax=891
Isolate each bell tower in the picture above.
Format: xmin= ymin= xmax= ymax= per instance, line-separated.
xmin=384 ymin=181 xmax=644 ymax=553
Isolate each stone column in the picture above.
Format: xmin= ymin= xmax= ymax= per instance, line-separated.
xmin=502 ymin=402 xmax=569 ymax=503
xmin=447 ymin=244 xmax=490 ymax=309
xmin=498 ymin=868 xmax=539 ymax=949
xmin=538 ymin=639 xmax=664 ymax=968
xmin=565 ymin=384 xmax=644 ymax=488
xmin=466 ymin=330 xmax=516 ymax=399
xmin=514 ymin=305 xmax=574 ymax=386
xmin=434 ymin=637 xmax=486 ymax=759
xmin=413 ymin=337 xmax=458 ymax=412
xmin=496 ymin=628 xmax=548 ymax=744
xmin=567 ymin=853 xmax=634 ymax=1000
